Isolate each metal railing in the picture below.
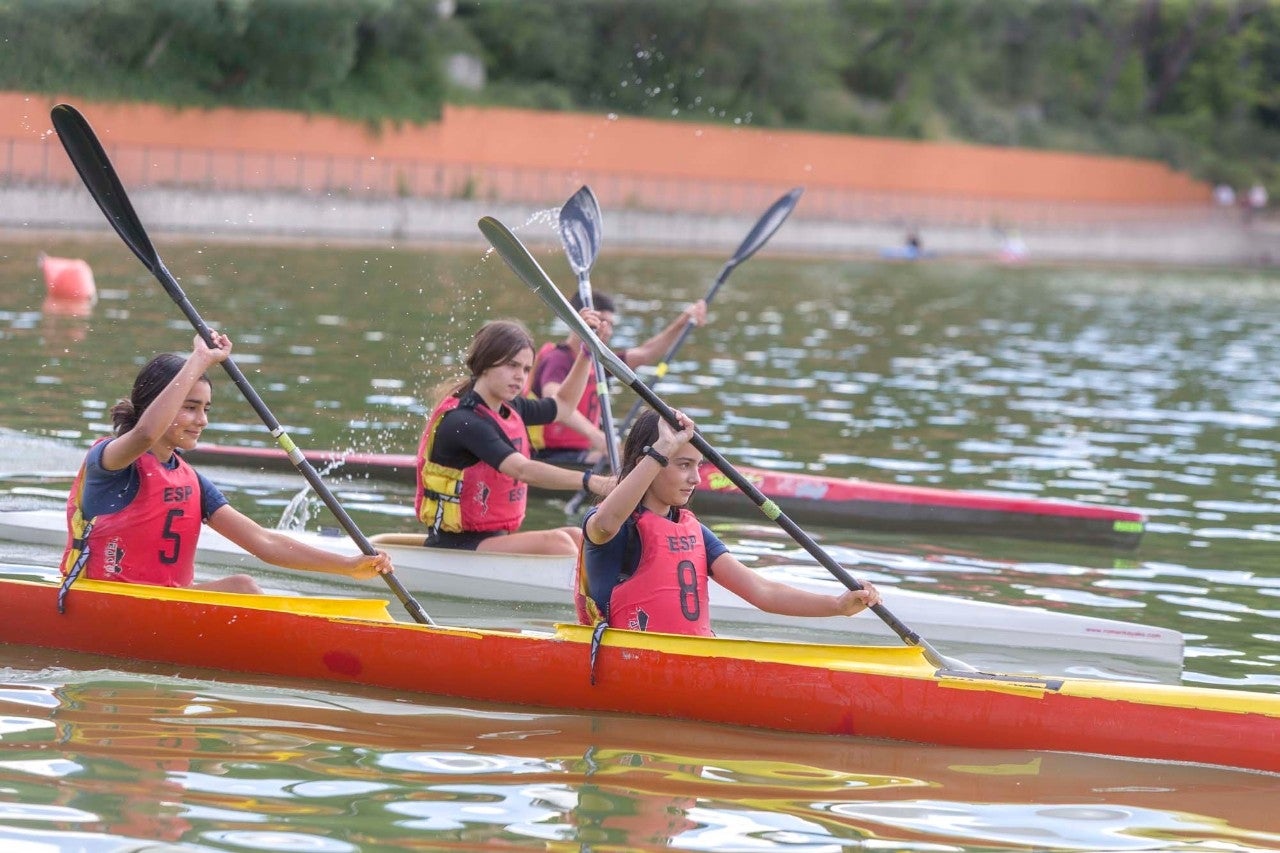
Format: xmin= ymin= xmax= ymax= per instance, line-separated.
xmin=2 ymin=136 xmax=1220 ymax=230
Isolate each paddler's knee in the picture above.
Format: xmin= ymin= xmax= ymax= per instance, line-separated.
xmin=194 ymin=574 xmax=263 ymax=595
xmin=560 ymin=526 xmax=583 ymax=549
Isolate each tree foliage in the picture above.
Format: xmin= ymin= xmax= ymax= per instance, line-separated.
xmin=1 ymin=0 xmax=1275 ymax=192
xmin=0 ymin=0 xmax=459 ymax=120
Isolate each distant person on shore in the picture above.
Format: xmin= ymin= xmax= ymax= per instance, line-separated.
xmin=527 ymin=291 xmax=706 ymax=465
xmin=60 ymin=333 xmax=394 ymax=604
xmin=996 ymin=228 xmax=1028 ymax=263
xmin=575 ymin=409 xmax=882 ymax=636
xmin=881 ymin=229 xmax=927 ymax=261
xmin=417 ymin=318 xmax=616 ymax=556
xmin=1214 ymin=183 xmax=1236 ymax=209
xmin=1247 ymin=183 xmax=1269 ymax=224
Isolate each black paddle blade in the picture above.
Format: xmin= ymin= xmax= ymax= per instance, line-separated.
xmin=730 ymin=187 xmax=803 ymax=266
xmin=558 ymin=185 xmax=603 ymax=277
xmin=50 ymin=104 xmax=159 ymax=274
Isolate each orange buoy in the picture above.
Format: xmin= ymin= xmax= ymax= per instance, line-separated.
xmin=38 ymin=252 xmax=97 ymax=302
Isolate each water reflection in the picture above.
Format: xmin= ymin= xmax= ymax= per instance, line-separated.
xmin=826 ymin=800 xmax=1280 ymax=850
xmin=39 ymin=295 xmax=93 ymax=344
xmin=1 ymin=668 xmax=1276 ymax=851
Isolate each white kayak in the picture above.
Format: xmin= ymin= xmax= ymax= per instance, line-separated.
xmin=0 ymin=508 xmax=1184 ymax=675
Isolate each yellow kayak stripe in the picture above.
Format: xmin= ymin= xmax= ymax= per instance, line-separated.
xmin=1053 ymin=676 xmax=1278 ymax=714
xmin=73 ymin=578 xmax=396 ymax=622
xmin=553 ymin=622 xmax=938 ymax=676
xmin=554 ymin=623 xmax=1280 ymax=717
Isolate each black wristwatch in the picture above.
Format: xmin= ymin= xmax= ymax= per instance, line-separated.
xmin=641 ymin=445 xmax=669 ymax=467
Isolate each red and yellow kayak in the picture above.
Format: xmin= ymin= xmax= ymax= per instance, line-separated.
xmin=2 ymin=575 xmax=1274 ymax=773
xmin=185 ymin=443 xmax=1146 ymax=548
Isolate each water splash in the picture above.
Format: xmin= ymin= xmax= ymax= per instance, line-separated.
xmin=276 ymin=483 xmax=320 ymax=531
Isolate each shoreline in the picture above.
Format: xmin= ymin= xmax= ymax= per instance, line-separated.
xmin=3 ymin=184 xmax=1277 ymax=267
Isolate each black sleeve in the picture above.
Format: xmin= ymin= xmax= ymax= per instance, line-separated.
xmin=429 ymin=409 xmax=519 ymax=471
xmin=512 ymin=394 xmax=559 ymax=427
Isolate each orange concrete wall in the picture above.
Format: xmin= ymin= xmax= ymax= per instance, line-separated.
xmin=3 ymin=91 xmax=1210 ymax=204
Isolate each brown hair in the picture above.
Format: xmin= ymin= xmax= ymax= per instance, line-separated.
xmin=439 ymin=319 xmax=535 ymax=401
xmin=570 ymin=291 xmax=615 ymax=313
xmin=619 ymin=409 xmax=662 ymax=481
xmin=618 ymin=409 xmax=697 ymax=510
xmin=110 ymin=353 xmax=210 ymax=435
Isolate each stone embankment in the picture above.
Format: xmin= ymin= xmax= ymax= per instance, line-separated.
xmin=5 ymin=183 xmax=1276 ymax=267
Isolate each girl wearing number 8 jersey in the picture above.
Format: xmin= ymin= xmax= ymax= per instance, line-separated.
xmin=60 ymin=333 xmax=392 ymax=601
xmin=577 ymin=409 xmax=882 ymax=636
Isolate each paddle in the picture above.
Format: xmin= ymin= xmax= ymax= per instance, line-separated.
xmin=558 ymin=185 xmax=621 ymax=473
xmin=49 ymin=103 xmax=434 ymax=627
xmin=565 ymin=186 xmax=804 ymax=515
xmin=479 ymin=215 xmax=974 ymax=674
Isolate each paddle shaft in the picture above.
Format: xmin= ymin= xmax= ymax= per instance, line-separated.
xmin=50 ymin=104 xmax=433 ymax=626
xmin=576 ymin=271 xmax=622 ymax=473
xmin=563 ymin=256 xmax=730 ymax=517
xmin=479 ymin=215 xmax=965 ymax=672
xmin=561 ymin=262 xmax=730 ymax=512
xmin=567 ymin=188 xmax=804 ymax=515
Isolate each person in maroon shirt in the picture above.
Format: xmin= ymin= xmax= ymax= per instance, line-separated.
xmin=528 ymin=291 xmax=707 ymax=464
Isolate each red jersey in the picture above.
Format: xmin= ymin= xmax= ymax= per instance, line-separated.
xmin=62 ymin=441 xmax=202 ymax=587
xmin=605 ymin=507 xmax=712 ymax=636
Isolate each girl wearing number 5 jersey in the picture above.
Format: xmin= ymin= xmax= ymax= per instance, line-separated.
xmin=59 ymin=333 xmax=392 ymax=603
xmin=577 ymin=409 xmax=882 ymax=636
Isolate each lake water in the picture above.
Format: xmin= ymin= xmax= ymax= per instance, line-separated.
xmin=2 ymin=231 xmax=1279 ymax=849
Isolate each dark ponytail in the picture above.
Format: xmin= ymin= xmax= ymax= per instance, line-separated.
xmin=618 ymin=409 xmax=661 ymax=482
xmin=110 ymin=353 xmax=208 ymax=435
